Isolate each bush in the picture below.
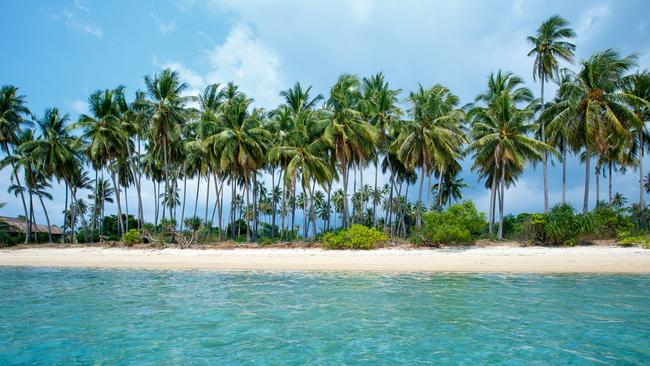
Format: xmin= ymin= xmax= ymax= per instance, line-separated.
xmin=587 ymin=206 xmax=634 ymax=239
xmin=618 ymin=235 xmax=650 ymax=248
xmin=122 ymin=229 xmax=142 ymax=246
xmin=321 ymin=224 xmax=388 ymax=250
xmin=544 ymin=204 xmax=586 ymax=245
xmin=420 ymin=201 xmax=486 ymax=245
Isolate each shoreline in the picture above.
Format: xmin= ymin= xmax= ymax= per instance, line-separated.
xmin=1 ymin=246 xmax=649 ymax=273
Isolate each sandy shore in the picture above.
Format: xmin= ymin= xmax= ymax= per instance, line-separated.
xmin=1 ymin=246 xmax=649 ymax=273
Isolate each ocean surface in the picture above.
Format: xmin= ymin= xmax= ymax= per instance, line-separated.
xmin=0 ymin=268 xmax=648 ymax=365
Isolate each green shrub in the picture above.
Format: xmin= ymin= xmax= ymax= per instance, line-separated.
xmin=544 ymin=204 xmax=585 ymax=245
xmin=321 ymin=224 xmax=388 ymax=250
xmin=618 ymin=235 xmax=650 ymax=248
xmin=587 ymin=206 xmax=634 ymax=239
xmin=420 ymin=201 xmax=486 ymax=245
xmin=122 ymin=229 xmax=142 ymax=246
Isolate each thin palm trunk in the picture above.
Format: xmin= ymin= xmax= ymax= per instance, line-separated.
xmin=204 ymin=174 xmax=211 ymax=224
xmin=562 ymin=140 xmax=567 ymax=204
xmin=386 ymin=164 xmax=395 ymax=234
xmin=153 ymin=181 xmax=159 ymax=227
xmin=230 ymin=179 xmax=236 ymax=240
xmin=595 ymin=164 xmax=600 ymax=205
xmin=39 ymin=194 xmax=53 ymax=243
xmin=583 ymin=148 xmax=591 ymax=214
xmin=497 ymin=160 xmax=505 ymax=240
xmin=308 ymin=181 xmax=316 ymax=240
xmin=437 ymin=166 xmax=445 ymax=209
xmin=193 ymin=174 xmax=201 ymax=218
xmin=640 ymin=131 xmax=645 ymax=227
xmin=218 ymin=177 xmax=224 ymax=241
xmin=136 ymin=136 xmax=144 ymax=229
xmin=608 ymin=162 xmax=612 ymax=206
xmin=124 ymin=183 xmax=129 ymax=233
xmin=488 ymin=169 xmax=497 ymax=239
xmin=271 ymin=167 xmax=276 ymax=238
xmin=291 ymin=183 xmax=296 ymax=232
xmin=326 ymin=184 xmax=332 ymax=231
xmin=63 ymin=182 xmax=69 ymax=243
xmin=110 ymin=167 xmax=124 ymax=237
xmin=416 ymin=164 xmax=425 ymax=230
xmin=9 ymin=160 xmax=30 ymax=243
xmin=373 ymin=159 xmax=379 ymax=227
xmin=180 ymin=174 xmax=187 ymax=231
xmin=29 ymin=192 xmax=36 ymax=243
xmin=245 ymin=173 xmax=251 ymax=242
xmin=91 ymin=168 xmax=98 ymax=241
xmin=427 ymin=171 xmax=432 ymax=211
xmin=280 ymin=175 xmax=287 ymax=241
xmin=162 ymin=136 xmax=171 ymax=219
xmin=341 ymin=158 xmax=350 ymax=228
xmin=541 ymin=78 xmax=549 ymax=213
xmin=252 ymin=172 xmax=258 ymax=241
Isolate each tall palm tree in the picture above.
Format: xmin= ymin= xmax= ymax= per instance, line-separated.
xmin=144 ymin=69 xmax=190 ymax=220
xmin=394 ymin=84 xmax=465 ymax=230
xmin=543 ymin=49 xmax=641 ymax=213
xmin=528 ymin=15 xmax=576 ymax=212
xmin=20 ymin=108 xmax=82 ymax=242
xmin=322 ymin=74 xmax=378 ymax=228
xmin=203 ymin=94 xmax=270 ymax=241
xmin=361 ymin=73 xmax=401 ymax=229
xmin=622 ymin=71 xmax=650 ymax=227
xmin=470 ymin=71 xmax=551 ymax=239
xmin=0 ymin=85 xmax=31 ymax=242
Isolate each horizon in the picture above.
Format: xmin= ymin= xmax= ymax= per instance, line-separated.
xmin=1 ymin=0 xmax=650 ymax=229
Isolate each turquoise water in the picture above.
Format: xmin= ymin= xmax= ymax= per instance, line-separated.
xmin=0 ymin=268 xmax=648 ymax=365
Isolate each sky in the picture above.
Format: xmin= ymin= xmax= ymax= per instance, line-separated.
xmin=1 ymin=0 xmax=649 ymax=229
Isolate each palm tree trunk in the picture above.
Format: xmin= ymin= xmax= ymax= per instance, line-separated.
xmin=326 ymin=184 xmax=332 ymax=231
xmin=204 ymin=174 xmax=211 ymax=224
xmin=39 ymin=195 xmax=53 ymax=243
xmin=124 ymin=183 xmax=129 ymax=233
xmin=91 ymin=168 xmax=98 ymax=242
xmin=595 ymin=163 xmax=600 ymax=205
xmin=583 ymin=148 xmax=591 ymax=214
xmin=386 ymin=164 xmax=395 ymax=235
xmin=497 ymin=160 xmax=505 ymax=240
xmin=4 ymin=147 xmax=30 ymax=243
xmin=291 ymin=183 xmax=296 ymax=232
xmin=29 ymin=191 xmax=36 ymax=243
xmin=302 ymin=183 xmax=308 ymax=239
xmin=640 ymin=130 xmax=645 ymax=228
xmin=110 ymin=167 xmax=124 ymax=238
xmin=245 ymin=173 xmax=251 ymax=242
xmin=280 ymin=175 xmax=287 ymax=241
xmin=488 ymin=171 xmax=497 ymax=240
xmin=136 ymin=136 xmax=143 ymax=229
xmin=562 ymin=140 xmax=567 ymax=204
xmin=63 ymin=182 xmax=69 ymax=243
xmin=162 ymin=136 xmax=172 ymax=219
xmin=180 ymin=174 xmax=187 ymax=231
xmin=608 ymin=162 xmax=613 ymax=206
xmin=437 ymin=166 xmax=445 ymax=209
xmin=426 ymin=171 xmax=432 ymax=211
xmin=154 ymin=181 xmax=159 ymax=227
xmin=341 ymin=158 xmax=349 ymax=228
xmin=230 ymin=179 xmax=236 ymax=240
xmin=309 ymin=181 xmax=317 ymax=240
xmin=193 ymin=174 xmax=201 ymax=218
xmin=251 ymin=172 xmax=257 ymax=241
xmin=218 ymin=177 xmax=224 ymax=241
xmin=416 ymin=164 xmax=425 ymax=230
xmin=541 ymin=78 xmax=549 ymax=213
xmin=271 ymin=167 xmax=276 ymax=238
xmin=373 ymin=159 xmax=379 ymax=227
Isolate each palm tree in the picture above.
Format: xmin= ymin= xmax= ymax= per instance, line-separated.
xmin=470 ymin=71 xmax=551 ymax=239
xmin=322 ymin=74 xmax=378 ymax=228
xmin=544 ymin=49 xmax=641 ymax=213
xmin=528 ymin=15 xmax=576 ymax=212
xmin=0 ymin=85 xmax=31 ymax=242
xmin=622 ymin=71 xmax=650 ymax=226
xmin=144 ymin=69 xmax=191 ymax=220
xmin=361 ymin=73 xmax=401 ymax=229
xmin=203 ymin=94 xmax=269 ymax=241
xmin=20 ymin=108 xmax=82 ymax=243
xmin=433 ymin=172 xmax=468 ymax=208
xmin=74 ymin=88 xmax=127 ymax=238
xmin=394 ymin=84 xmax=465 ymax=230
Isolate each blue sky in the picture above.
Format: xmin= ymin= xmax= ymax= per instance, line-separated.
xmin=1 ymin=0 xmax=649 ymax=227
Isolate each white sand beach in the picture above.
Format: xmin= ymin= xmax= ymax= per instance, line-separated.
xmin=1 ymin=246 xmax=649 ymax=273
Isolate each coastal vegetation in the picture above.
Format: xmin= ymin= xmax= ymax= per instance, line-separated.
xmin=1 ymin=15 xmax=649 ymax=248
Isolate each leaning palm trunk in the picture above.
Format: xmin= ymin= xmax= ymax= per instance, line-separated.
xmin=385 ymin=165 xmax=396 ymax=234
xmin=180 ymin=174 xmax=187 ymax=232
xmin=308 ymin=181 xmax=317 ymax=240
xmin=193 ymin=174 xmax=201 ymax=218
xmin=39 ymin=194 xmax=53 ymax=243
xmin=4 ymin=147 xmax=31 ymax=243
xmin=583 ymin=148 xmax=591 ymax=214
xmin=204 ymin=174 xmax=211 ymax=224
xmin=29 ymin=192 xmax=36 ymax=243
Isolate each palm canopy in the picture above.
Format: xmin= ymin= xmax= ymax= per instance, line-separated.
xmin=0 ymin=85 xmax=31 ymax=152
xmin=527 ymin=15 xmax=576 ymax=82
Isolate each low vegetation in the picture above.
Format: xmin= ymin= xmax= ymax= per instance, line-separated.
xmin=321 ymin=225 xmax=388 ymax=250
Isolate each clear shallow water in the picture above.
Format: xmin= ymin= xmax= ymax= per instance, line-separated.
xmin=0 ymin=268 xmax=648 ymax=365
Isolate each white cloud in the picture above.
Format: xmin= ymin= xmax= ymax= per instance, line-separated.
xmin=53 ymin=2 xmax=104 ymax=38
xmin=150 ymin=12 xmax=177 ymax=35
xmin=575 ymin=4 xmax=610 ymax=42
xmin=69 ymin=99 xmax=89 ymax=115
xmin=160 ymin=23 xmax=284 ymax=109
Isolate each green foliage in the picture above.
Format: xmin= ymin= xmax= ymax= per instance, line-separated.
xmin=587 ymin=206 xmax=633 ymax=239
xmin=543 ymin=204 xmax=587 ymax=245
xmin=420 ymin=201 xmax=486 ymax=245
xmin=122 ymin=229 xmax=141 ymax=246
xmin=618 ymin=235 xmax=650 ymax=248
xmin=321 ymin=224 xmax=388 ymax=250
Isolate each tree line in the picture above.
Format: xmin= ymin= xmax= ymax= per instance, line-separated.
xmin=1 ymin=15 xmax=649 ymax=244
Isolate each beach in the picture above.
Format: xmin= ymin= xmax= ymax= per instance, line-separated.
xmin=1 ymin=246 xmax=648 ymax=273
